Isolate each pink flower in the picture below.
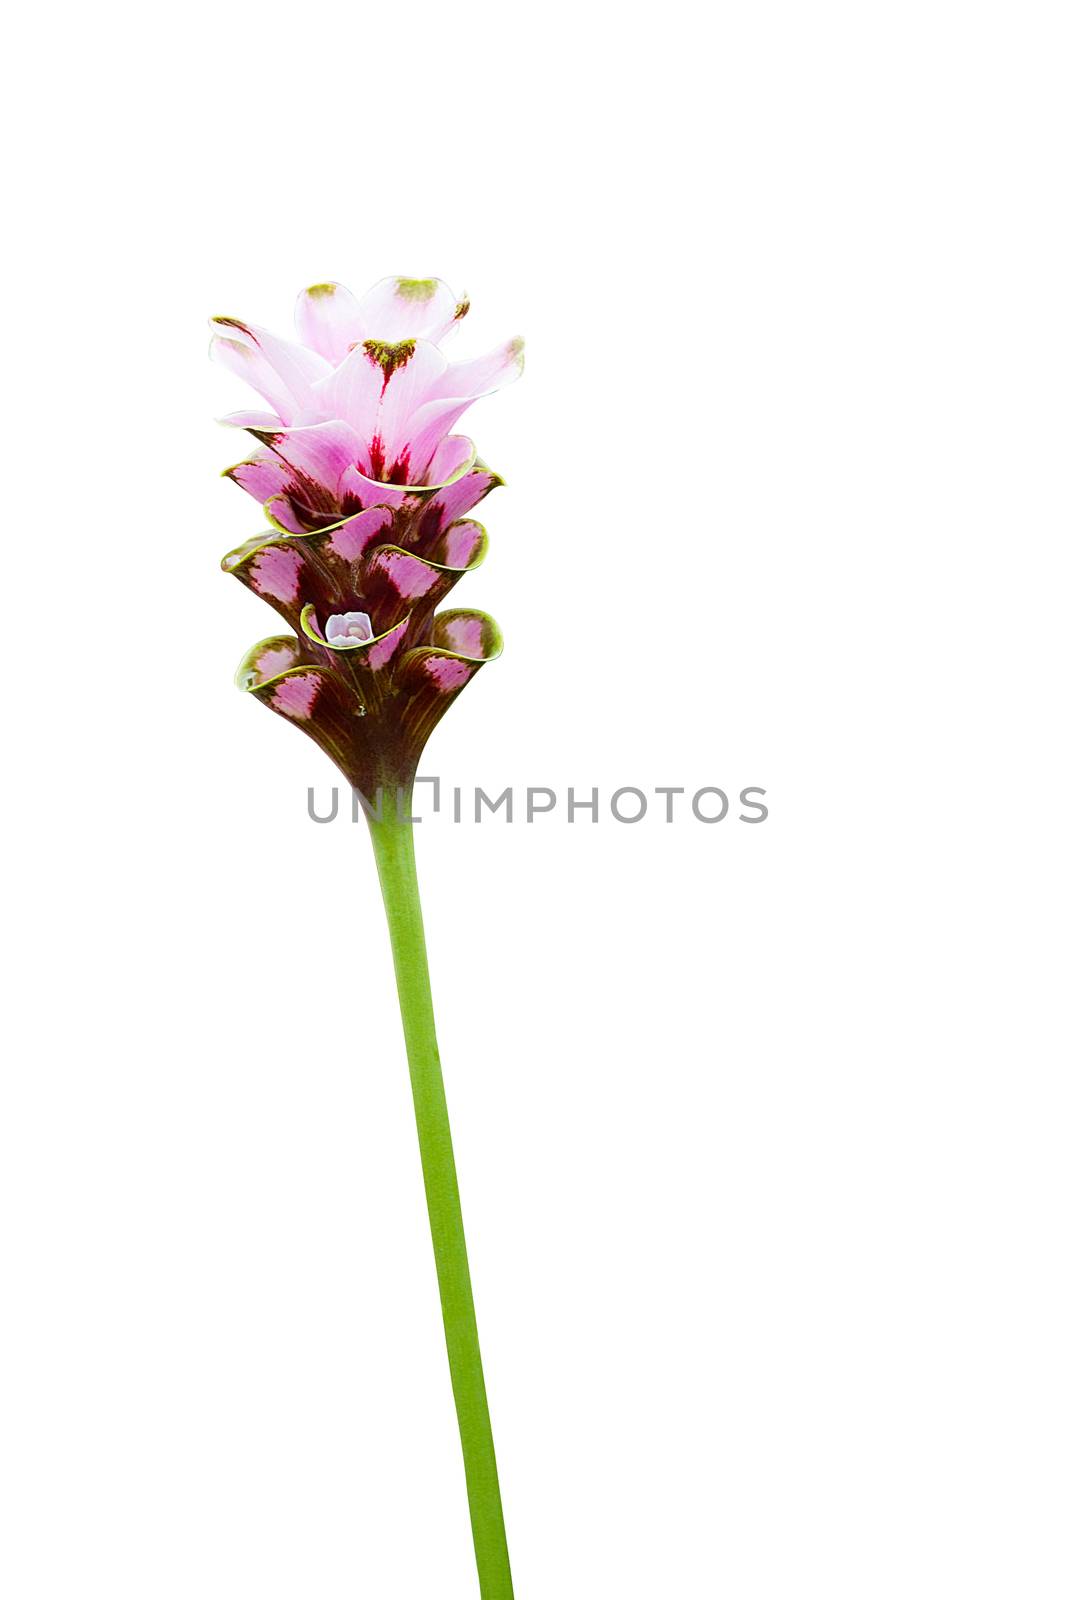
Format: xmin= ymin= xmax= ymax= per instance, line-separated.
xmin=211 ymin=277 xmax=523 ymax=531
xmin=219 ymin=278 xmax=519 ymax=796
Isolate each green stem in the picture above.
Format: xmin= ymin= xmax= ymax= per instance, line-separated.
xmin=368 ymin=788 xmax=514 ymax=1600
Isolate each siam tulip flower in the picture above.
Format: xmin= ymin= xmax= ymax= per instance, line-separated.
xmin=212 ymin=274 xmax=523 ymax=534
xmin=215 ymin=276 xmax=521 ymax=797
xmin=215 ymin=277 xmax=520 ymax=1600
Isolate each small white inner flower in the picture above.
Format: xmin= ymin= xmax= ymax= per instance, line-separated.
xmin=325 ymin=610 xmax=374 ymax=646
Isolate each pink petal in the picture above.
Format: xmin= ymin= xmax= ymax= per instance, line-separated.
xmin=235 ymin=635 xmax=303 ymax=690
xmin=249 ymin=542 xmax=304 ymax=604
xmin=223 ymin=535 xmax=314 ymax=631
xmin=236 ymin=641 xmax=369 ymax=783
xmin=404 ymin=398 xmax=472 ymax=481
xmin=434 ymin=611 xmax=495 ymax=659
xmin=313 ymin=339 xmax=447 ymax=478
xmin=255 ymin=645 xmax=301 ymax=681
xmin=429 ymin=337 xmax=525 ymax=402
xmin=212 ymin=335 xmax=296 ymax=423
xmin=272 ymin=673 xmax=322 ymax=720
xmin=218 ymin=409 xmax=285 ymax=430
xmin=263 ymin=495 xmax=310 ymax=534
xmin=324 ymin=505 xmax=395 ymax=563
xmin=376 ymin=341 xmax=449 ymax=445
xmin=424 ymin=434 xmax=478 ymax=485
xmin=367 ymin=618 xmax=411 ymax=670
xmin=359 ymin=277 xmax=468 ymax=343
xmin=210 ymin=317 xmax=330 ymax=424
xmin=258 ymin=421 xmax=365 ymax=497
xmin=311 ymin=342 xmax=393 ymax=441
xmin=437 ymin=518 xmax=488 ymax=570
xmin=213 ymin=317 xmax=329 ymax=386
xmin=399 ymin=338 xmax=522 ymax=476
xmin=395 ymin=609 xmax=502 ymax=753
xmin=223 ymin=448 xmax=294 ymax=504
xmin=294 ymin=282 xmax=366 ymax=365
xmin=424 ymin=656 xmax=472 ymax=691
xmin=336 ymin=464 xmax=408 ymax=512
xmin=425 ymin=465 xmax=503 ymax=527
xmin=365 ymin=546 xmax=444 ymax=601
xmin=336 ymin=431 xmax=475 ymax=512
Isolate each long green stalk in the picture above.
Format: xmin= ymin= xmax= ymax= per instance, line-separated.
xmin=368 ymin=789 xmax=514 ymax=1600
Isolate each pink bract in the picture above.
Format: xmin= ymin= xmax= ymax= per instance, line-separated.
xmin=212 ymin=276 xmax=523 ymax=520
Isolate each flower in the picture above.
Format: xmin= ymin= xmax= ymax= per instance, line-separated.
xmin=218 ymin=279 xmax=519 ymax=798
xmin=325 ymin=610 xmax=374 ymax=646
xmin=212 ymin=275 xmax=523 ymax=531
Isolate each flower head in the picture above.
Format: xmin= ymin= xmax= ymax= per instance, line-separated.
xmin=212 ymin=276 xmax=523 ymax=529
xmin=217 ymin=278 xmax=520 ymax=799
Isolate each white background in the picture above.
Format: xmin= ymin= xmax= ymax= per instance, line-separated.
xmin=4 ymin=3 xmax=1065 ymax=1596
